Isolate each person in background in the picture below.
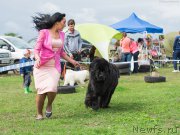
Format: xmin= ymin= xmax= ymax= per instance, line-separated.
xmin=172 ymin=31 xmax=180 ymax=72
xmin=20 ymin=49 xmax=33 ymax=94
xmin=137 ymin=38 xmax=144 ymax=52
xmin=64 ymin=19 xmax=82 ymax=70
xmin=115 ymin=40 xmax=122 ymax=62
xmin=33 ymin=12 xmax=79 ymax=120
xmin=119 ymin=32 xmax=132 ymax=62
xmin=145 ymin=34 xmax=152 ymax=50
xmin=130 ymin=38 xmax=144 ymax=73
xmin=119 ymin=32 xmax=132 ymax=73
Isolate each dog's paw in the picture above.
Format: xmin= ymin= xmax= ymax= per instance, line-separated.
xmin=69 ymin=82 xmax=75 ymax=86
xmin=63 ymin=83 xmax=68 ymax=86
xmin=80 ymin=81 xmax=85 ymax=85
xmin=92 ymin=102 xmax=99 ymax=110
xmin=101 ymin=105 xmax=110 ymax=109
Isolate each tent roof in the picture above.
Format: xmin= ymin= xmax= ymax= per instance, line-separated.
xmin=111 ymin=13 xmax=163 ymax=33
xmin=76 ymin=23 xmax=122 ymax=60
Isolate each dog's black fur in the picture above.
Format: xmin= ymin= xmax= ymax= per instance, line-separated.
xmin=85 ymin=58 xmax=119 ymax=110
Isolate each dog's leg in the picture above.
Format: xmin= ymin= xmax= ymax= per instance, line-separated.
xmin=79 ymin=80 xmax=85 ymax=85
xmin=101 ymin=83 xmax=117 ymax=108
xmin=63 ymin=79 xmax=68 ymax=86
xmin=100 ymin=95 xmax=109 ymax=108
xmin=91 ymin=95 xmax=99 ymax=110
xmin=102 ymin=92 xmax=113 ymax=108
xmin=85 ymin=84 xmax=93 ymax=108
xmin=98 ymin=96 xmax=102 ymax=108
xmin=69 ymin=81 xmax=75 ymax=86
xmin=85 ymin=94 xmax=91 ymax=108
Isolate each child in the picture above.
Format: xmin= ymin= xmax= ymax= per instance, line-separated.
xmin=20 ymin=49 xmax=33 ymax=94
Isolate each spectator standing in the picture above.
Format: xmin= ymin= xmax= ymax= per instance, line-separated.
xmin=172 ymin=31 xmax=180 ymax=72
xmin=114 ymin=40 xmax=122 ymax=62
xmin=119 ymin=32 xmax=132 ymax=62
xmin=64 ymin=19 xmax=82 ymax=70
xmin=130 ymin=38 xmax=144 ymax=73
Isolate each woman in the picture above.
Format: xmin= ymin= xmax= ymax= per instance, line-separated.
xmin=114 ymin=40 xmax=122 ymax=62
xmin=130 ymin=38 xmax=144 ymax=73
xmin=119 ymin=32 xmax=132 ymax=62
xmin=33 ymin=12 xmax=79 ymax=120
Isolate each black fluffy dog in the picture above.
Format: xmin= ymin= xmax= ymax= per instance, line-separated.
xmin=85 ymin=58 xmax=119 ymax=110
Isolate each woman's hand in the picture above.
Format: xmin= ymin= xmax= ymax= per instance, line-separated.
xmin=62 ymin=54 xmax=80 ymax=67
xmin=34 ymin=57 xmax=41 ymax=68
xmin=70 ymin=54 xmax=74 ymax=59
xmin=72 ymin=60 xmax=80 ymax=67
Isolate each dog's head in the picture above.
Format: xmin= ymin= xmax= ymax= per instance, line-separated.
xmin=90 ymin=58 xmax=110 ymax=82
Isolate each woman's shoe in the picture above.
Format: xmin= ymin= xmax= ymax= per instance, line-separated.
xmin=45 ymin=111 xmax=52 ymax=118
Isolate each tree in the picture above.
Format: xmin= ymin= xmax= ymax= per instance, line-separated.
xmin=4 ymin=33 xmax=23 ymax=39
xmin=164 ymin=32 xmax=178 ymax=57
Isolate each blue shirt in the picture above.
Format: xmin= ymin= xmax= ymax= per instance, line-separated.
xmin=19 ymin=57 xmax=33 ymax=74
xmin=173 ymin=36 xmax=180 ymax=51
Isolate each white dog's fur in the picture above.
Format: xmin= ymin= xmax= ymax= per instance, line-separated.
xmin=63 ymin=69 xmax=89 ymax=86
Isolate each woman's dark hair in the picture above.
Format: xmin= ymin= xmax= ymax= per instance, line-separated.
xmin=68 ymin=19 xmax=75 ymax=26
xmin=32 ymin=12 xmax=65 ymax=31
xmin=137 ymin=38 xmax=144 ymax=43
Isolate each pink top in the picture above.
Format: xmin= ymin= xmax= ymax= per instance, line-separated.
xmin=52 ymin=39 xmax=63 ymax=52
xmin=130 ymin=41 xmax=139 ymax=54
xmin=120 ymin=37 xmax=131 ymax=53
xmin=34 ymin=29 xmax=66 ymax=73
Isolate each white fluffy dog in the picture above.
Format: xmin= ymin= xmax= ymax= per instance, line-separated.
xmin=63 ymin=69 xmax=89 ymax=86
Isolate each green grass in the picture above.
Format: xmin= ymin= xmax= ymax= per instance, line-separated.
xmin=0 ymin=68 xmax=179 ymax=135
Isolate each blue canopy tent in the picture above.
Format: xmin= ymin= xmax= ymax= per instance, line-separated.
xmin=110 ymin=13 xmax=163 ymax=33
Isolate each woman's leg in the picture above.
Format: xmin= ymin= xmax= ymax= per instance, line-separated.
xmin=36 ymin=93 xmax=46 ymax=117
xmin=127 ymin=53 xmax=132 ymax=62
xmin=133 ymin=51 xmax=139 ymax=73
xmin=121 ymin=53 xmax=125 ymax=62
xmin=46 ymin=92 xmax=56 ymax=112
xmin=127 ymin=53 xmax=132 ymax=72
xmin=173 ymin=51 xmax=178 ymax=70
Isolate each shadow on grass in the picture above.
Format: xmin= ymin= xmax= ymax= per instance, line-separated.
xmin=107 ymin=102 xmax=146 ymax=112
xmin=51 ymin=102 xmax=146 ymax=120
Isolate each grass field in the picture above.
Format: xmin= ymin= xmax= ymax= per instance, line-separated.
xmin=0 ymin=68 xmax=179 ymax=135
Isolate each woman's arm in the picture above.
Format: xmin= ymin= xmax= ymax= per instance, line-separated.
xmin=62 ymin=54 xmax=80 ymax=67
xmin=34 ymin=30 xmax=45 ymax=68
xmin=34 ymin=30 xmax=45 ymax=59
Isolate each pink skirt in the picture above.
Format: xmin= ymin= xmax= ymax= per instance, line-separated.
xmin=33 ymin=59 xmax=60 ymax=94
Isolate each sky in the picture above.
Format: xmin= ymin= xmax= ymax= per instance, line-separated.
xmin=0 ymin=0 xmax=180 ymax=41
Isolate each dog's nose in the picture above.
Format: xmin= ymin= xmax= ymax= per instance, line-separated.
xmin=99 ymin=74 xmax=104 ymax=78
xmin=99 ymin=75 xmax=103 ymax=78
